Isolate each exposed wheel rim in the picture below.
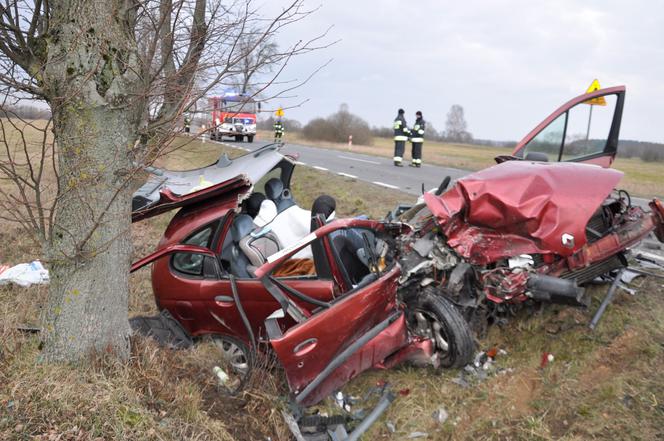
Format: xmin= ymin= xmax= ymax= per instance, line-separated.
xmin=411 ymin=308 xmax=452 ymax=358
xmin=213 ymin=337 xmax=250 ymax=375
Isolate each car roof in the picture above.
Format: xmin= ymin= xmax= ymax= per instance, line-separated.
xmin=132 ymin=143 xmax=287 ymax=222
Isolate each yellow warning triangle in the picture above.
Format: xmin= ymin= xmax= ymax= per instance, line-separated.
xmin=584 ymin=79 xmax=606 ymax=106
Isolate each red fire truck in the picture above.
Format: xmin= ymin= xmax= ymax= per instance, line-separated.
xmin=208 ymin=93 xmax=259 ymax=143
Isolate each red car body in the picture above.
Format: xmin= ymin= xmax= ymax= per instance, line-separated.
xmin=132 ymin=85 xmax=664 ymax=406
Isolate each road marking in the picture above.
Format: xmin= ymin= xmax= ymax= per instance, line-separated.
xmin=338 ymin=155 xmax=380 ymax=165
xmin=337 ymin=172 xmax=357 ymax=179
xmin=295 ymin=161 xmax=307 ymax=166
xmin=372 ymin=181 xmax=399 ymax=190
xmin=313 ymin=166 xmax=329 ymax=172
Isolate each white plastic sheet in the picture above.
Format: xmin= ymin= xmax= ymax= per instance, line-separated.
xmin=0 ymin=260 xmax=49 ymax=287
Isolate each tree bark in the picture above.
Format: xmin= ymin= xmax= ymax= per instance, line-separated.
xmin=39 ymin=0 xmax=141 ymax=362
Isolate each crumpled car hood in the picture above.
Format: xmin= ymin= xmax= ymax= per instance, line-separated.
xmin=423 ymin=160 xmax=623 ymax=263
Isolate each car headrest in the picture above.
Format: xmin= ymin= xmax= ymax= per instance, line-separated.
xmin=243 ymin=192 xmax=266 ymax=218
xmin=231 ymin=214 xmax=255 ymax=243
xmin=524 ymin=151 xmax=549 ymax=162
xmin=265 ymin=178 xmax=284 ymax=201
xmin=311 ymin=195 xmax=336 ymax=220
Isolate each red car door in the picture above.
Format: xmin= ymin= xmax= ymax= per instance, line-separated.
xmin=255 ymin=220 xmax=410 ymax=406
xmin=512 ymin=86 xmax=625 ymax=167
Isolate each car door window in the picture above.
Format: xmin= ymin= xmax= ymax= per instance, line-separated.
xmin=515 ymin=89 xmax=624 ymax=165
xmin=560 ymin=94 xmax=616 ymax=161
xmin=521 ymin=113 xmax=566 ymax=161
xmin=172 ymin=222 xmax=219 ymax=277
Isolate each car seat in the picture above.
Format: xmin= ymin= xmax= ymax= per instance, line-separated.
xmin=265 ymin=178 xmax=296 ymax=213
xmin=229 ymin=214 xmax=255 ymax=278
xmin=239 ymin=225 xmax=282 ymax=274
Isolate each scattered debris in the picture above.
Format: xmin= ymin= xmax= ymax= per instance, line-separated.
xmin=0 ymin=260 xmax=49 ymax=287
xmin=386 ymin=421 xmax=396 ymax=433
xmin=540 ymin=352 xmax=554 ymax=369
xmin=129 ymin=309 xmax=193 ymax=349
xmin=212 ymin=366 xmax=229 ymax=385
xmin=408 ymin=431 xmax=428 ymax=438
xmin=432 ymin=407 xmax=448 ymax=424
xmin=451 ymin=348 xmax=511 ymax=387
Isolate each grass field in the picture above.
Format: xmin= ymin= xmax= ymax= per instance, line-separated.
xmin=259 ymin=130 xmax=664 ymax=198
xmin=1 ymin=132 xmax=663 ymax=440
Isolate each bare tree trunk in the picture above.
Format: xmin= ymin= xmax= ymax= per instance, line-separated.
xmin=39 ymin=0 xmax=140 ymax=362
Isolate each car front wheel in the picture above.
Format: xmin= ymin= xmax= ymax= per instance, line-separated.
xmin=405 ymin=287 xmax=476 ymax=368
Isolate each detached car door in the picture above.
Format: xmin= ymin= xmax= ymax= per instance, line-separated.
xmin=512 ymin=86 xmax=625 ymax=167
xmin=255 ymin=221 xmax=409 ymax=406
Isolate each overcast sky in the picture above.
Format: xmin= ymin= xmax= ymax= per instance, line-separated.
xmin=260 ymin=0 xmax=663 ymax=143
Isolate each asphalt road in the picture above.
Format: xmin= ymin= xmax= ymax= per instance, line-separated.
xmin=217 ymin=138 xmax=467 ymax=196
xmin=211 ymin=137 xmax=652 ymax=209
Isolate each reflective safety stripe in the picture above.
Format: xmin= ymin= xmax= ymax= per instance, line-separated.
xmin=417 ymin=129 xmax=424 ymax=135
xmin=413 ymin=125 xmax=420 ymax=130
xmin=393 ymin=156 xmax=403 ymax=161
xmin=394 ymin=136 xmax=408 ymax=141
xmin=393 ymin=121 xmax=402 ymax=128
xmin=411 ymin=137 xmax=424 ymax=142
xmin=412 ymin=158 xmax=422 ymax=164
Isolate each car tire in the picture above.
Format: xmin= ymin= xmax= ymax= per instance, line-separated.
xmin=235 ymin=135 xmax=243 ymax=142
xmin=247 ymin=135 xmax=254 ymax=143
xmin=405 ymin=287 xmax=476 ymax=368
xmin=211 ymin=334 xmax=253 ymax=376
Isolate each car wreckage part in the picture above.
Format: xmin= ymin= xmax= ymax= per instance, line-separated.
xmin=405 ymin=288 xmax=475 ymax=368
xmin=229 ymin=274 xmax=256 ymax=351
xmin=345 ymin=389 xmax=396 ymax=441
xmin=294 ymin=311 xmax=401 ymax=405
xmin=589 ymin=268 xmax=625 ymax=330
xmin=526 ymin=273 xmax=588 ymax=306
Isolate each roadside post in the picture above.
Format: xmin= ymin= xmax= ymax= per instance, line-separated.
xmin=201 ymin=124 xmax=206 ymax=143
xmin=348 ymin=135 xmax=353 ymax=149
xmin=583 ymin=79 xmax=606 ymax=149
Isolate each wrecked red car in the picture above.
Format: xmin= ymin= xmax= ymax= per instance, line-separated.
xmin=394 ymin=85 xmax=664 ymax=341
xmin=131 ymin=145 xmax=453 ymax=406
xmin=131 ymin=85 xmax=664 ymax=407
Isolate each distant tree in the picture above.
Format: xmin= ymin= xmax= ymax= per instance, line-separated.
xmin=234 ymin=33 xmax=279 ymax=94
xmin=303 ymin=104 xmax=373 ymax=145
xmin=445 ymin=104 xmax=473 ymax=142
xmin=258 ymin=116 xmax=302 ymax=132
xmin=425 ymin=121 xmax=441 ymax=141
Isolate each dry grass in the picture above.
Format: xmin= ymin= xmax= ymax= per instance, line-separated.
xmin=1 ymin=133 xmax=663 ymax=440
xmin=261 ymin=130 xmax=664 ymax=198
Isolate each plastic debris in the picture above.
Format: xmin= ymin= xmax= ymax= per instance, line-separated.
xmin=540 ymin=352 xmax=554 ymax=368
xmin=408 ymin=432 xmax=428 ymax=438
xmin=432 ymin=407 xmax=448 ymax=424
xmin=0 ymin=261 xmax=49 ymax=287
xmin=386 ymin=421 xmax=396 ymax=433
xmin=213 ymin=366 xmax=229 ymax=385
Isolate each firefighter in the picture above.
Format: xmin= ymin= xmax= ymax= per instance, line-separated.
xmin=410 ymin=111 xmax=425 ymax=167
xmin=273 ymin=118 xmax=284 ymax=143
xmin=393 ymin=108 xmax=409 ymax=166
xmin=183 ymin=115 xmax=191 ymax=134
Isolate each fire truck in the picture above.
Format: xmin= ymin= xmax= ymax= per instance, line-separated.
xmin=208 ymin=92 xmax=259 ymax=143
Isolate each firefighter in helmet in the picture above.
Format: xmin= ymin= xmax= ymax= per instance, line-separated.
xmin=410 ymin=111 xmax=425 ymax=167
xmin=393 ymin=108 xmax=410 ymax=166
xmin=273 ymin=118 xmax=284 ymax=143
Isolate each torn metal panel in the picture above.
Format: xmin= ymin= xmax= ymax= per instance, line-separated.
xmin=132 ymin=145 xmax=286 ymax=222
